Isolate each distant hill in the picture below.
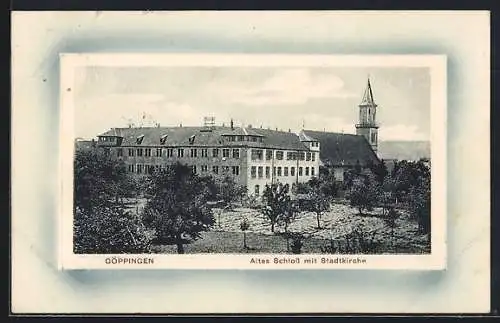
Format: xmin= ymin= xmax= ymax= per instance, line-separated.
xmin=378 ymin=140 xmax=430 ymax=161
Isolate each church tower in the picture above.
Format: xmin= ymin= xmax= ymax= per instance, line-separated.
xmin=356 ymin=77 xmax=379 ymax=154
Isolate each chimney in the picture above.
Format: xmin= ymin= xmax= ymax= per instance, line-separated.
xmin=230 ymin=119 xmax=234 ymax=130
xmin=157 ymin=123 xmax=160 ymax=128
xmin=222 ymin=123 xmax=225 ymax=127
xmin=248 ymin=124 xmax=252 ymax=129
xmin=180 ymin=123 xmax=183 ymax=128
xmin=288 ymin=129 xmax=291 ymax=133
xmin=275 ymin=127 xmax=278 ymax=131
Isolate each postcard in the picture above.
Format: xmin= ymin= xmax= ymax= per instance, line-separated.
xmin=58 ymin=53 xmax=447 ymax=270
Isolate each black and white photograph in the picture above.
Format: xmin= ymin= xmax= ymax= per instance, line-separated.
xmin=13 ymin=11 xmax=491 ymax=314
xmin=59 ymin=53 xmax=446 ymax=269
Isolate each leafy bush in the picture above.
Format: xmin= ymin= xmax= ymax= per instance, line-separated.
xmin=74 ymin=205 xmax=156 ymax=254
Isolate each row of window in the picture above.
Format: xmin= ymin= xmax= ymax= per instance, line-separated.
xmin=117 ymin=147 xmax=317 ymax=161
xmin=127 ymin=164 xmax=240 ymax=176
xmin=119 ymin=147 xmax=241 ymax=159
xmin=224 ymin=135 xmax=264 ymax=143
xmin=250 ymin=149 xmax=316 ymax=161
xmin=250 ymin=166 xmax=315 ymax=179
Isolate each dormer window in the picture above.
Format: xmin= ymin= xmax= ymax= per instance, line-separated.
xmin=189 ymin=135 xmax=196 ymax=145
xmin=160 ymin=134 xmax=168 ymax=145
xmin=136 ymin=134 xmax=145 ymax=145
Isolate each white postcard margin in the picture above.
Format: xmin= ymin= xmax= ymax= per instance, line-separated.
xmin=58 ymin=53 xmax=447 ymax=270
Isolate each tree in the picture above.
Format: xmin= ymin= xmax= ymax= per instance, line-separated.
xmin=278 ymin=200 xmax=300 ymax=252
xmin=142 ymin=163 xmax=215 ymax=254
xmin=347 ymin=175 xmax=379 ymax=215
xmin=307 ymin=177 xmax=331 ymax=229
xmin=73 ymin=149 xmax=154 ymax=253
xmin=408 ymin=173 xmax=431 ymax=236
xmin=383 ymin=207 xmax=399 ymax=250
xmin=262 ymin=183 xmax=292 ymax=233
xmin=216 ymin=175 xmax=247 ymax=210
xmin=368 ymin=159 xmax=389 ymax=186
xmin=240 ymin=217 xmax=250 ymax=249
xmin=74 ymin=149 xmax=129 ymax=213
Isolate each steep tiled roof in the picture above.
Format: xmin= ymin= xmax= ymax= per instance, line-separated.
xmin=98 ymin=126 xmax=309 ymax=151
xmin=302 ymin=130 xmax=380 ymax=166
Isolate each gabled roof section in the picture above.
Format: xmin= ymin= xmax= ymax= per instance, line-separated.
xmin=360 ymin=77 xmax=377 ymax=107
xmin=302 ymin=130 xmax=380 ymax=166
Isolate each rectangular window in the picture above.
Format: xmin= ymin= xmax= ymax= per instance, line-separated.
xmin=201 ymin=148 xmax=208 ymax=157
xmin=222 ymin=166 xmax=230 ymax=174
xmin=137 ymin=148 xmax=143 ymax=157
xmin=277 ymin=167 xmax=282 ymax=176
xmin=312 ymin=152 xmax=315 ymax=161
xmin=266 ymin=150 xmax=273 ymax=160
xmin=201 ymin=165 xmax=208 ymax=172
xmin=222 ymin=149 xmax=230 ymax=158
xmin=232 ymin=148 xmax=240 ymax=159
xmin=251 ymin=149 xmax=263 ymax=160
xmin=156 ymin=148 xmax=162 ymax=157
xmin=276 ymin=151 xmax=284 ymax=160
xmin=299 ymin=152 xmax=305 ymax=160
xmin=128 ymin=148 xmax=134 ymax=157
xmin=251 ymin=166 xmax=257 ymax=178
xmin=311 ymin=167 xmax=315 ymax=176
xmin=177 ymin=148 xmax=184 ymax=157
xmin=273 ymin=167 xmax=276 ymax=177
xmin=212 ymin=166 xmax=219 ymax=174
xmin=117 ymin=148 xmax=123 ymax=157
xmin=258 ymin=166 xmax=263 ymax=178
xmin=128 ymin=164 xmax=135 ymax=172
xmin=291 ymin=167 xmax=295 ymax=177
xmin=167 ymin=149 xmax=173 ymax=157
xmin=306 ymin=152 xmax=311 ymax=161
xmin=299 ymin=167 xmax=303 ymax=176
xmin=190 ymin=148 xmax=197 ymax=158
xmin=212 ymin=148 xmax=219 ymax=157
xmin=137 ymin=164 xmax=143 ymax=174
xmin=305 ymin=167 xmax=309 ymax=176
xmin=284 ymin=167 xmax=289 ymax=176
xmin=145 ymin=148 xmax=152 ymax=157
xmin=265 ymin=166 xmax=270 ymax=178
xmin=232 ymin=166 xmax=240 ymax=176
xmin=286 ymin=152 xmax=293 ymax=160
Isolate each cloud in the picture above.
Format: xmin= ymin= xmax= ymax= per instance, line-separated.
xmin=207 ymin=69 xmax=355 ymax=106
xmin=379 ymin=124 xmax=429 ymax=141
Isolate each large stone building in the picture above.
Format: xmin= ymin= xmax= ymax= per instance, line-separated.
xmin=96 ymin=121 xmax=320 ymax=197
xmin=93 ymin=78 xmax=381 ymax=196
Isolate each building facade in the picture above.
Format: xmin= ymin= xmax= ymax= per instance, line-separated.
xmin=96 ymin=123 xmax=319 ymax=197
xmin=92 ymin=77 xmax=381 ymax=194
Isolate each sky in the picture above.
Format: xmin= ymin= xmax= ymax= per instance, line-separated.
xmin=73 ymin=66 xmax=431 ymax=141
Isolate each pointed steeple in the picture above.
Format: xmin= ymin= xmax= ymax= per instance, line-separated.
xmin=360 ymin=76 xmax=376 ymax=106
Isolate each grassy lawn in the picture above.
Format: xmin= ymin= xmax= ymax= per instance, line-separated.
xmin=151 ymin=231 xmax=332 ymax=254
xmin=139 ymin=198 xmax=430 ymax=255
